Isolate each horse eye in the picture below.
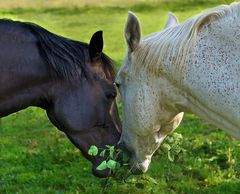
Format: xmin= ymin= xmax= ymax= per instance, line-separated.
xmin=105 ymin=90 xmax=117 ymax=99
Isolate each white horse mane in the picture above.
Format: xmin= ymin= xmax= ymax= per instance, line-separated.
xmin=133 ymin=2 xmax=240 ymax=82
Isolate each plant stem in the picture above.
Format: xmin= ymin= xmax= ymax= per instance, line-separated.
xmin=101 ymin=178 xmax=110 ymax=194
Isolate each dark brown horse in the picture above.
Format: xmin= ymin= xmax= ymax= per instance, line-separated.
xmin=0 ymin=19 xmax=121 ymax=177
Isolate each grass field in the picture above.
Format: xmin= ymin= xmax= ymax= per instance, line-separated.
xmin=0 ymin=0 xmax=240 ymax=193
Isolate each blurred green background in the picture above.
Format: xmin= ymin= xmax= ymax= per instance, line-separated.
xmin=0 ymin=0 xmax=240 ymax=193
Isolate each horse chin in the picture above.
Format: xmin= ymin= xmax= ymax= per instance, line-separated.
xmin=92 ymin=164 xmax=111 ymax=178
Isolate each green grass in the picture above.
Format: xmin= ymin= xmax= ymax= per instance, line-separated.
xmin=0 ymin=0 xmax=240 ymax=193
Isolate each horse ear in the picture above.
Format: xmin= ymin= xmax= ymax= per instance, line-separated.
xmin=125 ymin=12 xmax=141 ymax=52
xmin=165 ymin=12 xmax=179 ymax=28
xmin=89 ymin=30 xmax=103 ymax=60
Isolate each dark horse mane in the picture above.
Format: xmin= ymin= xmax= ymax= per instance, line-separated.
xmin=3 ymin=19 xmax=115 ymax=81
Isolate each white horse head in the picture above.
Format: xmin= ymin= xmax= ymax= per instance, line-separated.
xmin=116 ymin=3 xmax=240 ymax=174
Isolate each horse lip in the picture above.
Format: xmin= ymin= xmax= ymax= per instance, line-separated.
xmin=129 ymin=160 xmax=144 ymax=175
xmin=92 ymin=167 xmax=111 ymax=178
xmin=130 ymin=167 xmax=144 ymax=175
xmin=92 ymin=159 xmax=111 ymax=178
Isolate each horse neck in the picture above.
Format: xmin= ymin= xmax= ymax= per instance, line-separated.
xmin=0 ymin=60 xmax=54 ymax=118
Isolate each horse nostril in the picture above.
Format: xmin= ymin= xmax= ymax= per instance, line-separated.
xmin=106 ymin=90 xmax=117 ymax=99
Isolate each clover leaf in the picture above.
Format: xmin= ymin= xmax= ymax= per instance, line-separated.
xmin=88 ymin=145 xmax=98 ymax=156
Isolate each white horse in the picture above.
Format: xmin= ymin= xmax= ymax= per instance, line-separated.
xmin=116 ymin=3 xmax=240 ymax=174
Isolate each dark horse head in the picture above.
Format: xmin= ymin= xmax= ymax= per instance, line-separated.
xmin=0 ymin=19 xmax=121 ymax=177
